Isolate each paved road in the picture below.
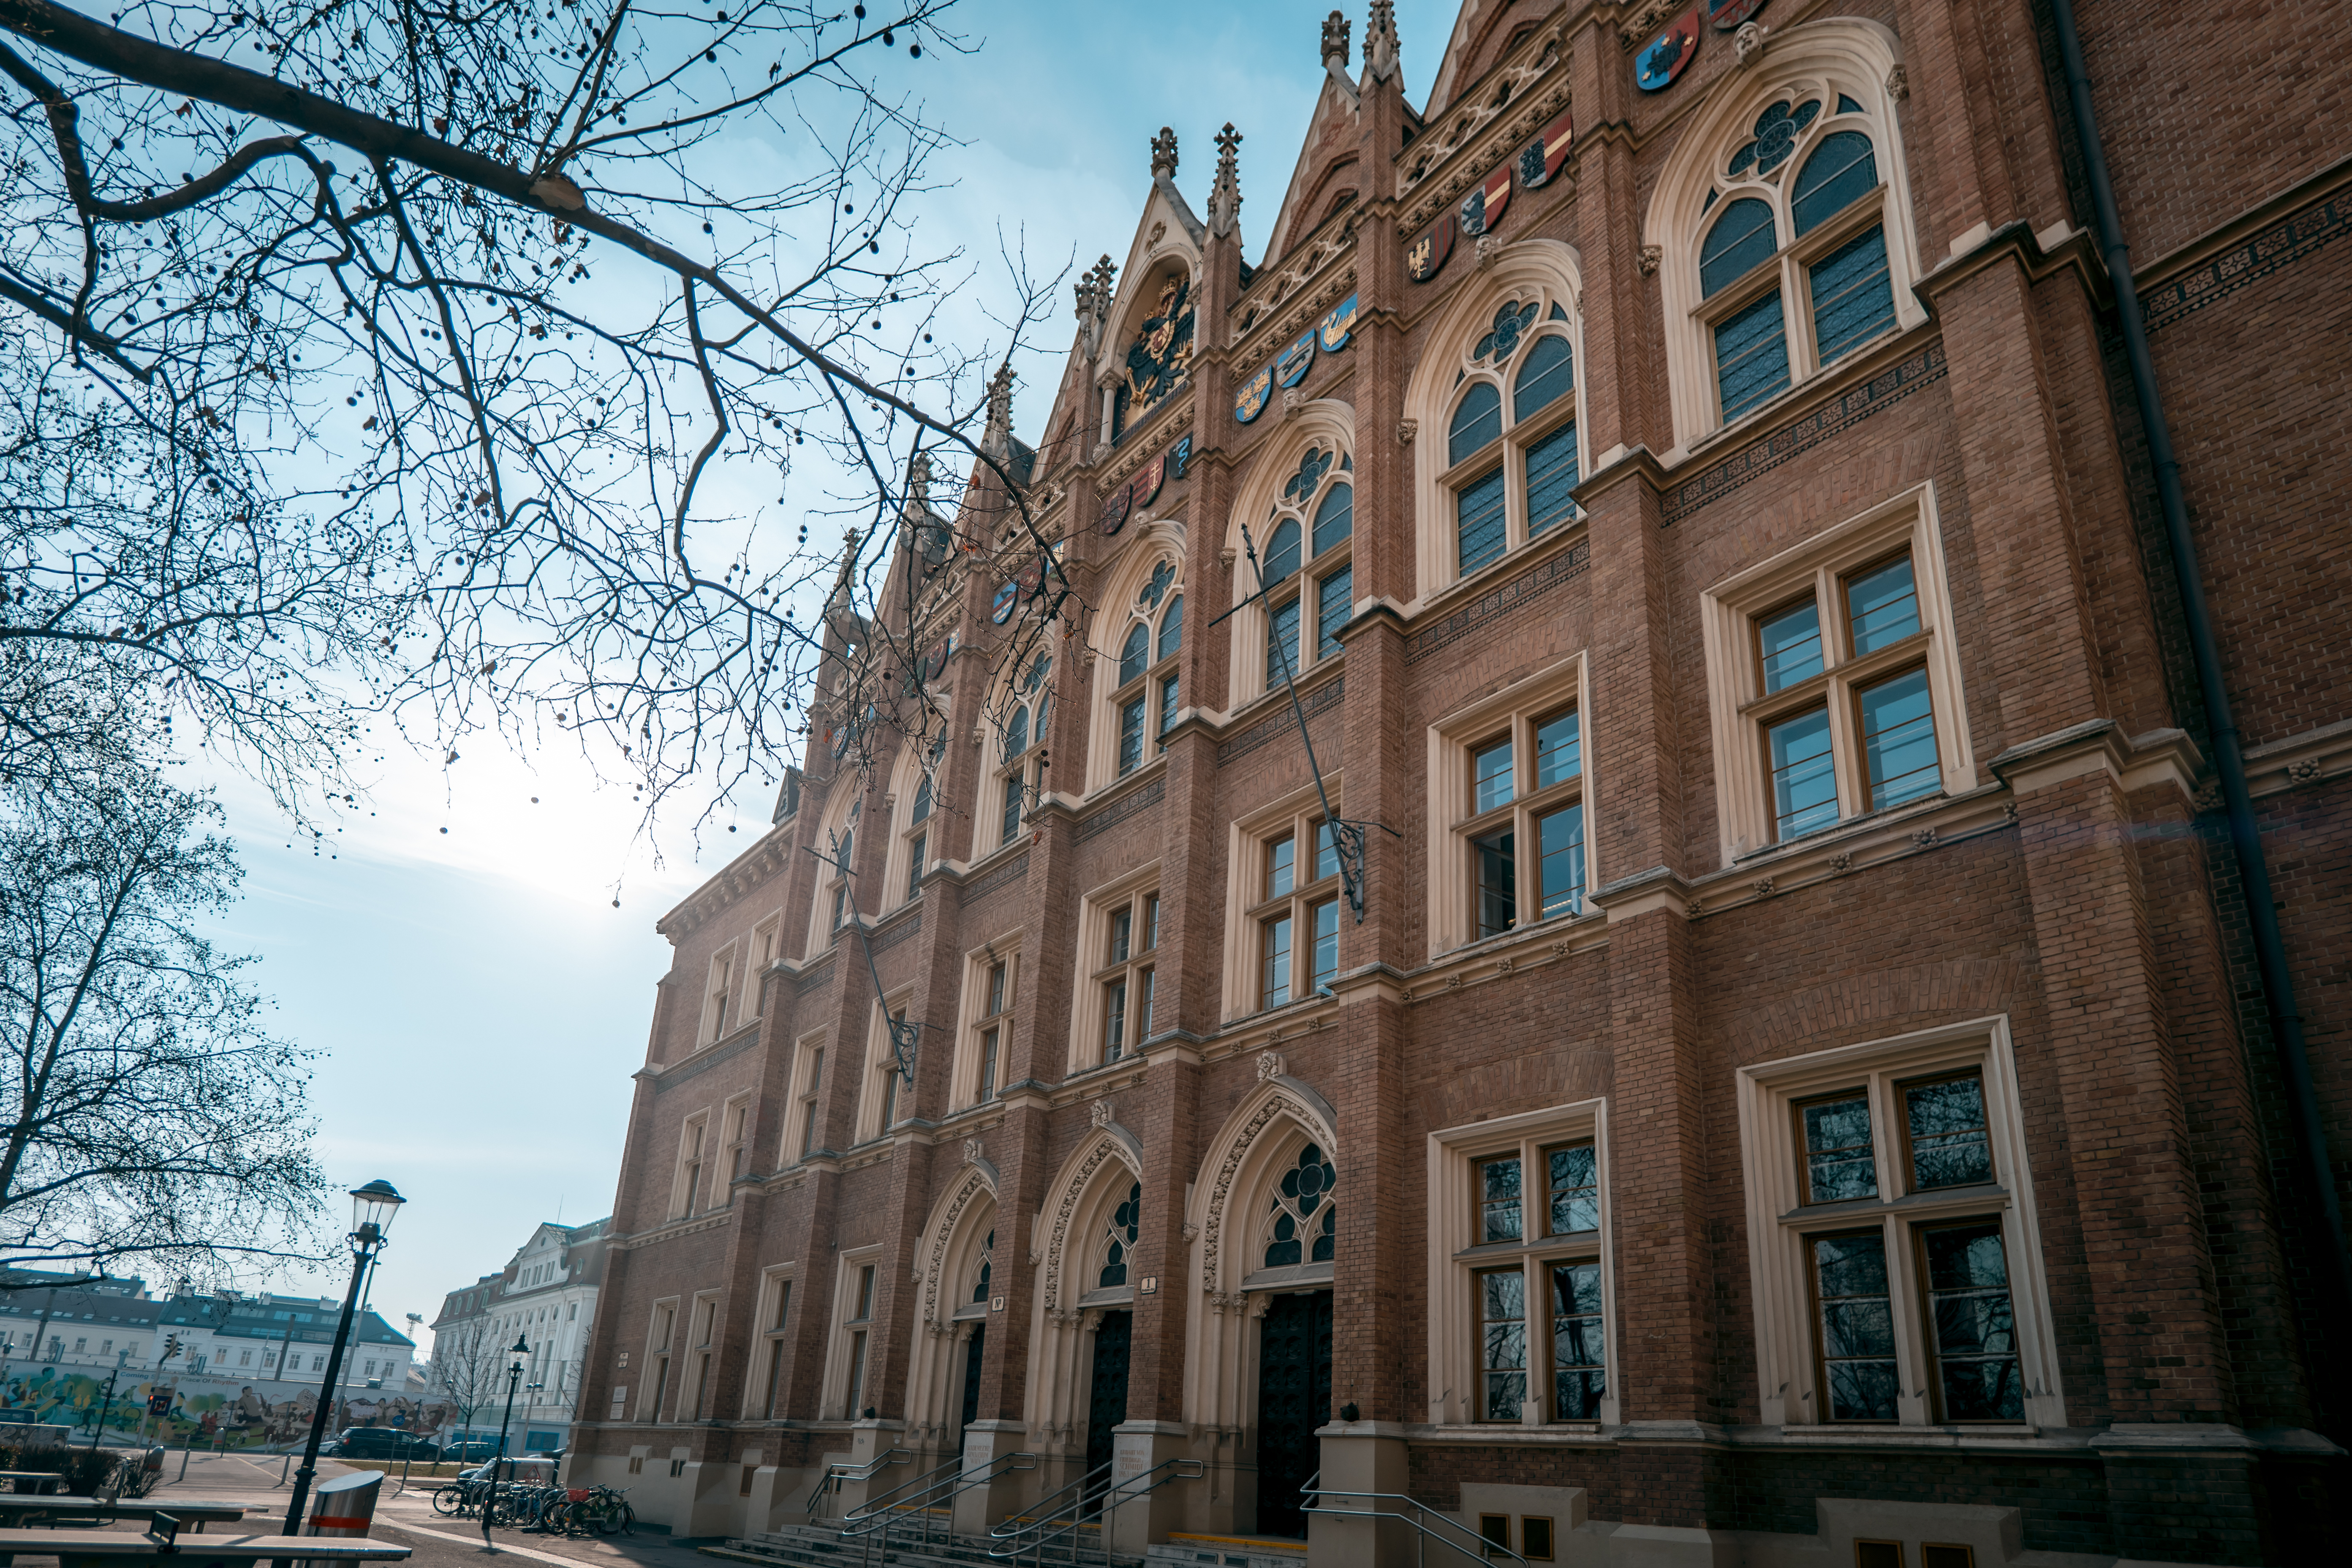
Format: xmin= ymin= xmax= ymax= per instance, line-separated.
xmin=110 ymin=1454 xmax=718 ymax=1568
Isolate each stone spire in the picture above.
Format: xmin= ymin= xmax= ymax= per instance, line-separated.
xmin=1208 ymin=123 xmax=1243 ymax=239
xmin=1364 ymin=0 xmax=1400 ymax=83
xmin=1149 ymin=126 xmax=1178 ymax=182
xmin=1321 ymin=9 xmax=1351 ymax=71
xmin=980 ymin=361 xmax=1015 ymax=457
xmin=1075 ymin=254 xmax=1117 ymax=359
xmin=906 ymin=448 xmax=932 ymax=506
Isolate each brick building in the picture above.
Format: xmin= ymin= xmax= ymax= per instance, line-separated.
xmin=571 ymin=3 xmax=2351 ymax=1562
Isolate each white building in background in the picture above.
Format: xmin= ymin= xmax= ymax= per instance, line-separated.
xmin=427 ymin=1217 xmax=608 ymax=1454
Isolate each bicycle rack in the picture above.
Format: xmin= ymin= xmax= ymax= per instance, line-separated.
xmin=840 ymin=1450 xmax=1037 ymax=1565
xmin=987 ymin=1455 xmax=1205 ymax=1566
xmin=1302 ymin=1485 xmax=1531 ymax=1568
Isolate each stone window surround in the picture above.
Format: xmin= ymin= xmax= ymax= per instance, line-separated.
xmin=698 ymin=939 xmax=742 ymax=1046
xmin=788 ymin=1026 xmax=828 ymax=1163
xmin=1432 ymin=300 xmax=1585 ymax=588
xmin=1221 ymin=402 xmax=1359 ymax=714
xmin=681 ymin=1290 xmax=723 ymax=1421
xmin=1219 ymin=775 xmax=1346 ymax=1022
xmin=1082 ymin=524 xmax=1189 ymax=796
xmin=1642 ymin=18 xmax=1927 ymax=457
xmin=821 ymin=1243 xmax=886 ymax=1421
xmin=747 ymin=1264 xmax=794 ymax=1421
xmin=950 ymin=935 xmax=1023 ymax=1110
xmin=1698 ymin=480 xmax=1975 ymax=867
xmin=640 ymin=1296 xmax=679 ymax=1423
xmin=1067 ymin=860 xmax=1164 ymax=1074
xmin=1733 ymin=1013 xmax=2066 ymax=1432
xmin=1425 ymin=1095 xmax=1617 ymax=1429
xmin=883 ymin=738 xmax=943 ymax=914
xmin=670 ymin=1108 xmax=712 ymax=1221
xmin=855 ymin=985 xmax=917 ymax=1145
xmin=1424 ymin=652 xmax=1597 ymax=959
xmin=802 ymin=782 xmax=862 ymax=960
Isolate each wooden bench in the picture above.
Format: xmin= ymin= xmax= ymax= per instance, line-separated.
xmin=0 ymin=1528 xmax=408 ymax=1568
xmin=0 ymin=1476 xmax=67 ymax=1498
xmin=0 ymin=1500 xmax=250 ymax=1533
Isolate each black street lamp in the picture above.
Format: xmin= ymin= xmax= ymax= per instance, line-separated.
xmin=483 ymin=1334 xmax=528 ymax=1546
xmin=280 ymin=1179 xmax=404 ymax=1541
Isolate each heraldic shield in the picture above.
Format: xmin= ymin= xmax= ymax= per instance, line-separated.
xmin=1408 ymin=214 xmax=1456 ymax=283
xmin=1637 ymin=7 xmax=1702 ymax=91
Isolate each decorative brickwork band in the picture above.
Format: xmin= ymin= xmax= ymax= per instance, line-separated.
xmin=1217 ymin=676 xmax=1345 ymax=766
xmin=2140 ymin=192 xmax=2352 ymax=333
xmin=1661 ymin=341 xmax=1949 ymax=526
xmin=1406 ymin=541 xmax=1591 ymax=664
xmin=866 ymin=909 xmax=923 ymax=954
xmin=1077 ymin=778 xmax=1165 ymax=841
xmin=960 ymin=851 xmax=1029 ymax=905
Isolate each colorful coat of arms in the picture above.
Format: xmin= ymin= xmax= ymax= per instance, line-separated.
xmin=1319 ymin=292 xmax=1359 ymax=353
xmin=1099 ymin=481 xmax=1134 ymax=535
xmin=1124 ymin=273 xmax=1196 ymax=413
xmin=1636 ymin=7 xmax=1702 ymax=91
xmin=1275 ymin=330 xmax=1317 ymax=389
xmin=1235 ymin=363 xmax=1274 ymax=424
xmin=1459 ymin=164 xmax=1513 ymax=237
xmin=1518 ymin=112 xmax=1574 ymax=190
xmin=1407 ymin=214 xmax=1455 ymax=283
xmin=1132 ymin=453 xmax=1166 ymax=507
xmin=1171 ymin=434 xmax=1193 ymax=478
xmin=991 ymin=580 xmax=1019 ymax=624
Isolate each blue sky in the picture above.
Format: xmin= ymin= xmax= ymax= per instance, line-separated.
xmin=208 ymin=0 xmax=1465 ymax=1347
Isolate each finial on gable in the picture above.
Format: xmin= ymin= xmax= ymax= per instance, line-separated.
xmin=1075 ymin=255 xmax=1116 ymax=359
xmin=1209 ymin=123 xmax=1244 ymax=239
xmin=981 ymin=362 xmax=1016 ymax=458
xmin=1150 ymin=126 xmax=1179 ymax=181
xmin=1365 ymin=0 xmax=1400 ymax=83
xmin=1321 ymin=10 xmax=1351 ymax=71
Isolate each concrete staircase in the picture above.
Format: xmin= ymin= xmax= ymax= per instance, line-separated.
xmin=704 ymin=1518 xmax=1145 ymax=1568
xmin=1144 ymin=1533 xmax=1308 ymax=1568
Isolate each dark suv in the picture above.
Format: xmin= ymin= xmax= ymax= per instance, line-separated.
xmin=325 ymin=1427 xmax=439 ymax=1461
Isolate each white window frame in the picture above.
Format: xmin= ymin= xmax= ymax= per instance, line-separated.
xmin=789 ymin=1028 xmax=829 ymax=1163
xmin=642 ymin=1298 xmax=679 ymax=1422
xmin=748 ymin=913 xmax=783 ymax=1016
xmin=750 ymin=1265 xmax=795 ymax=1421
xmin=988 ymin=653 xmax=1054 ymax=854
xmin=699 ymin=941 xmax=743 ymax=1046
xmin=1425 ymin=655 xmax=1596 ymax=957
xmin=1101 ymin=558 xmax=1187 ymax=788
xmin=857 ymin=988 xmax=916 ymax=1144
xmin=884 ymin=737 xmax=944 ymax=912
xmin=1238 ymin=443 xmax=1356 ymax=709
xmin=1434 ymin=298 xmax=1585 ymax=591
xmin=1698 ymin=481 xmax=1974 ymax=864
xmin=804 ymin=787 xmax=863 ymax=957
xmin=1220 ymin=406 xmax=1358 ymax=713
xmin=671 ymin=1111 xmax=711 ymax=1219
xmin=824 ymin=1245 xmax=886 ymax=1421
xmin=950 ymin=939 xmax=1020 ymax=1109
xmin=719 ymin=1093 xmax=753 ymax=1198
xmin=1219 ymin=777 xmax=1345 ymax=1022
xmin=1426 ymin=1097 xmax=1616 ymax=1427
xmin=1735 ymin=1014 xmax=2064 ymax=1432
xmin=1068 ymin=864 xmax=1163 ymax=1072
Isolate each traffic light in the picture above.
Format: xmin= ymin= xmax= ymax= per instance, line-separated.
xmin=163 ymin=1334 xmax=180 ymax=1360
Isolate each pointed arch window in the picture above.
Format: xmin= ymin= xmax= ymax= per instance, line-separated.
xmin=1694 ymin=90 xmax=1901 ymax=429
xmin=995 ymin=654 xmax=1050 ymax=849
xmin=1109 ymin=560 xmax=1185 ymax=778
xmin=1441 ymin=297 xmax=1582 ymax=587
xmin=1263 ymin=1143 xmax=1338 ymax=1269
xmin=971 ymin=1228 xmax=995 ymax=1306
xmin=1254 ymin=445 xmax=1354 ymax=696
xmin=1099 ymin=1182 xmax=1141 ymax=1289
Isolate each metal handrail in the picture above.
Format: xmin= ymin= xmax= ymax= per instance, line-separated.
xmin=1305 ymin=1486 xmax=1531 ymax=1568
xmin=988 ymin=1456 xmax=1204 ymax=1566
xmin=842 ymin=1450 xmax=1037 ymax=1563
xmin=804 ymin=1446 xmax=914 ymax=1522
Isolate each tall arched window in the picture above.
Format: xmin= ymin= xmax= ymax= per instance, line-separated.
xmin=992 ymin=653 xmax=1051 ymax=851
xmin=1099 ymin=1182 xmax=1141 ymax=1289
xmin=1440 ymin=296 xmax=1581 ymax=582
xmin=1107 ymin=558 xmax=1184 ymax=779
xmin=1251 ymin=445 xmax=1354 ymax=691
xmin=1263 ymin=1142 xmax=1338 ymax=1269
xmin=1646 ymin=24 xmax=1923 ymax=447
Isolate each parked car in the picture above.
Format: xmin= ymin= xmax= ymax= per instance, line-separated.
xmin=323 ymin=1427 xmax=439 ymax=1461
xmin=440 ymin=1440 xmax=500 ymax=1462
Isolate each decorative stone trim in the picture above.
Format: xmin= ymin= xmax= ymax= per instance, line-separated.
xmin=2141 ymin=190 xmax=2352 ymax=332
xmin=609 ymin=1210 xmax=734 ymax=1252
xmin=644 ymin=1021 xmax=764 ymax=1091
xmin=2236 ymin=716 xmax=2352 ymax=802
xmin=1216 ymin=674 xmax=1344 ymax=766
xmin=1661 ymin=340 xmax=1948 ymax=525
xmin=1397 ymin=24 xmax=1572 ymax=233
xmin=960 ymin=851 xmax=1030 ymax=906
xmin=864 ymin=908 xmax=923 ymax=955
xmin=1230 ymin=209 xmax=1357 ymax=348
xmin=1198 ymin=1080 xmax=1340 ymax=1294
xmin=1405 ymin=540 xmax=1590 ymax=665
xmin=1077 ymin=778 xmax=1165 ymax=842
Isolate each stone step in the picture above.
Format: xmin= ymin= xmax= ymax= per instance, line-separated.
xmin=1147 ymin=1532 xmax=1309 ymax=1568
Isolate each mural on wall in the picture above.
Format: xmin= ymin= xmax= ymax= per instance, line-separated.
xmin=0 ymin=1363 xmax=451 ymax=1446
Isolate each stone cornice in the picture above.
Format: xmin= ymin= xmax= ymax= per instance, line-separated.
xmin=1395 ymin=19 xmax=1574 ymax=238
xmin=608 ymin=1209 xmax=734 ymax=1253
xmin=655 ymin=826 xmax=796 ymax=938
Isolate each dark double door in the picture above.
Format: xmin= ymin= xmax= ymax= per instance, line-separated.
xmin=1255 ymin=1290 xmax=1332 ymax=1539
xmin=1084 ymin=1311 xmax=1133 ymax=1500
xmin=957 ymin=1322 xmax=987 ymax=1446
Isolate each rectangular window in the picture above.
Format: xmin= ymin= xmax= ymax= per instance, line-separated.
xmin=1919 ymin=1222 xmax=2023 ymax=1421
xmin=1109 ymin=906 xmax=1133 ymax=965
xmin=1716 ymin=289 xmax=1792 ymax=421
xmin=1799 ymin=1091 xmax=1878 ymax=1204
xmin=1479 ymin=1155 xmax=1523 ymax=1243
xmin=987 ymin=961 xmax=1007 ymax=1018
xmin=1316 ymin=564 xmax=1353 ymax=658
xmin=1524 ymin=422 xmax=1580 ymax=537
xmin=763 ymin=1282 xmax=792 ymax=1417
xmin=1313 ymin=821 xmax=1340 ymax=881
xmin=799 ymin=1048 xmax=824 ymax=1159
xmin=978 ymin=1027 xmax=1000 ymax=1102
xmin=1768 ymin=706 xmax=1838 ymax=840
xmin=1532 ymin=710 xmax=1580 ymax=788
xmin=1534 ymin=804 xmax=1584 ymax=920
xmin=1758 ymin=598 xmax=1825 ymax=693
xmin=1845 ymin=553 xmax=1921 ymax=653
xmin=844 ymin=1332 xmax=868 ymax=1419
xmin=1473 ymin=737 xmax=1515 ymax=814
xmin=1137 ymin=967 xmax=1156 ymax=1037
xmin=1858 ymin=667 xmax=1939 ymax=810
xmin=1262 ymin=914 xmax=1293 ymax=1008
xmin=1001 ymin=773 xmax=1024 ymax=846
xmin=1811 ymin=1232 xmax=1899 ymax=1421
xmin=1477 ymin=1269 xmax=1528 ymax=1422
xmin=905 ymin=833 xmax=925 ymax=901
xmin=1549 ymin=1261 xmax=1606 ymax=1420
xmin=1544 ymin=1144 xmax=1598 ymax=1236
xmin=1086 ymin=887 xmax=1159 ymax=1066
xmin=1158 ymin=674 xmax=1179 ymax=740
xmin=1309 ymin=899 xmax=1340 ymax=992
xmin=1267 ymin=597 xmax=1302 ymax=688
xmin=1103 ymin=978 xmax=1128 ymax=1061
xmin=1266 ymin=834 xmax=1295 ymax=899
xmin=1457 ymin=466 xmax=1507 ymax=576
xmin=1809 ymin=225 xmax=1896 ymax=365
xmin=1474 ymin=828 xmax=1517 ymax=938
xmin=1902 ymin=1073 xmax=1993 ymax=1190
xmin=1117 ymin=696 xmax=1145 ymax=776
xmin=1141 ymin=893 xmax=1160 ymax=951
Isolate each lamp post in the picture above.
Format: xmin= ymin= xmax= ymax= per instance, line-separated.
xmin=280 ymin=1179 xmax=404 ymax=1541
xmin=483 ymin=1335 xmax=528 ymax=1546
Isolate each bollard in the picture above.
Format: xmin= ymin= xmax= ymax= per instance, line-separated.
xmin=308 ymin=1470 xmax=383 ymax=1537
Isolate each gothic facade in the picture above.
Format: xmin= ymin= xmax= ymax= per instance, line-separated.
xmin=571 ymin=3 xmax=2352 ymax=1563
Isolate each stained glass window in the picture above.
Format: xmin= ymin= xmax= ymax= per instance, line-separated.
xmin=1099 ymin=1182 xmax=1140 ymax=1290
xmin=1263 ymin=1143 xmax=1338 ymax=1268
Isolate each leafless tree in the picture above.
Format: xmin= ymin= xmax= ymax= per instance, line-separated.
xmin=0 ymin=763 xmax=329 ymax=1276
xmin=0 ymin=0 xmax=1084 ymax=842
xmin=424 ymin=1315 xmax=511 ymax=1441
